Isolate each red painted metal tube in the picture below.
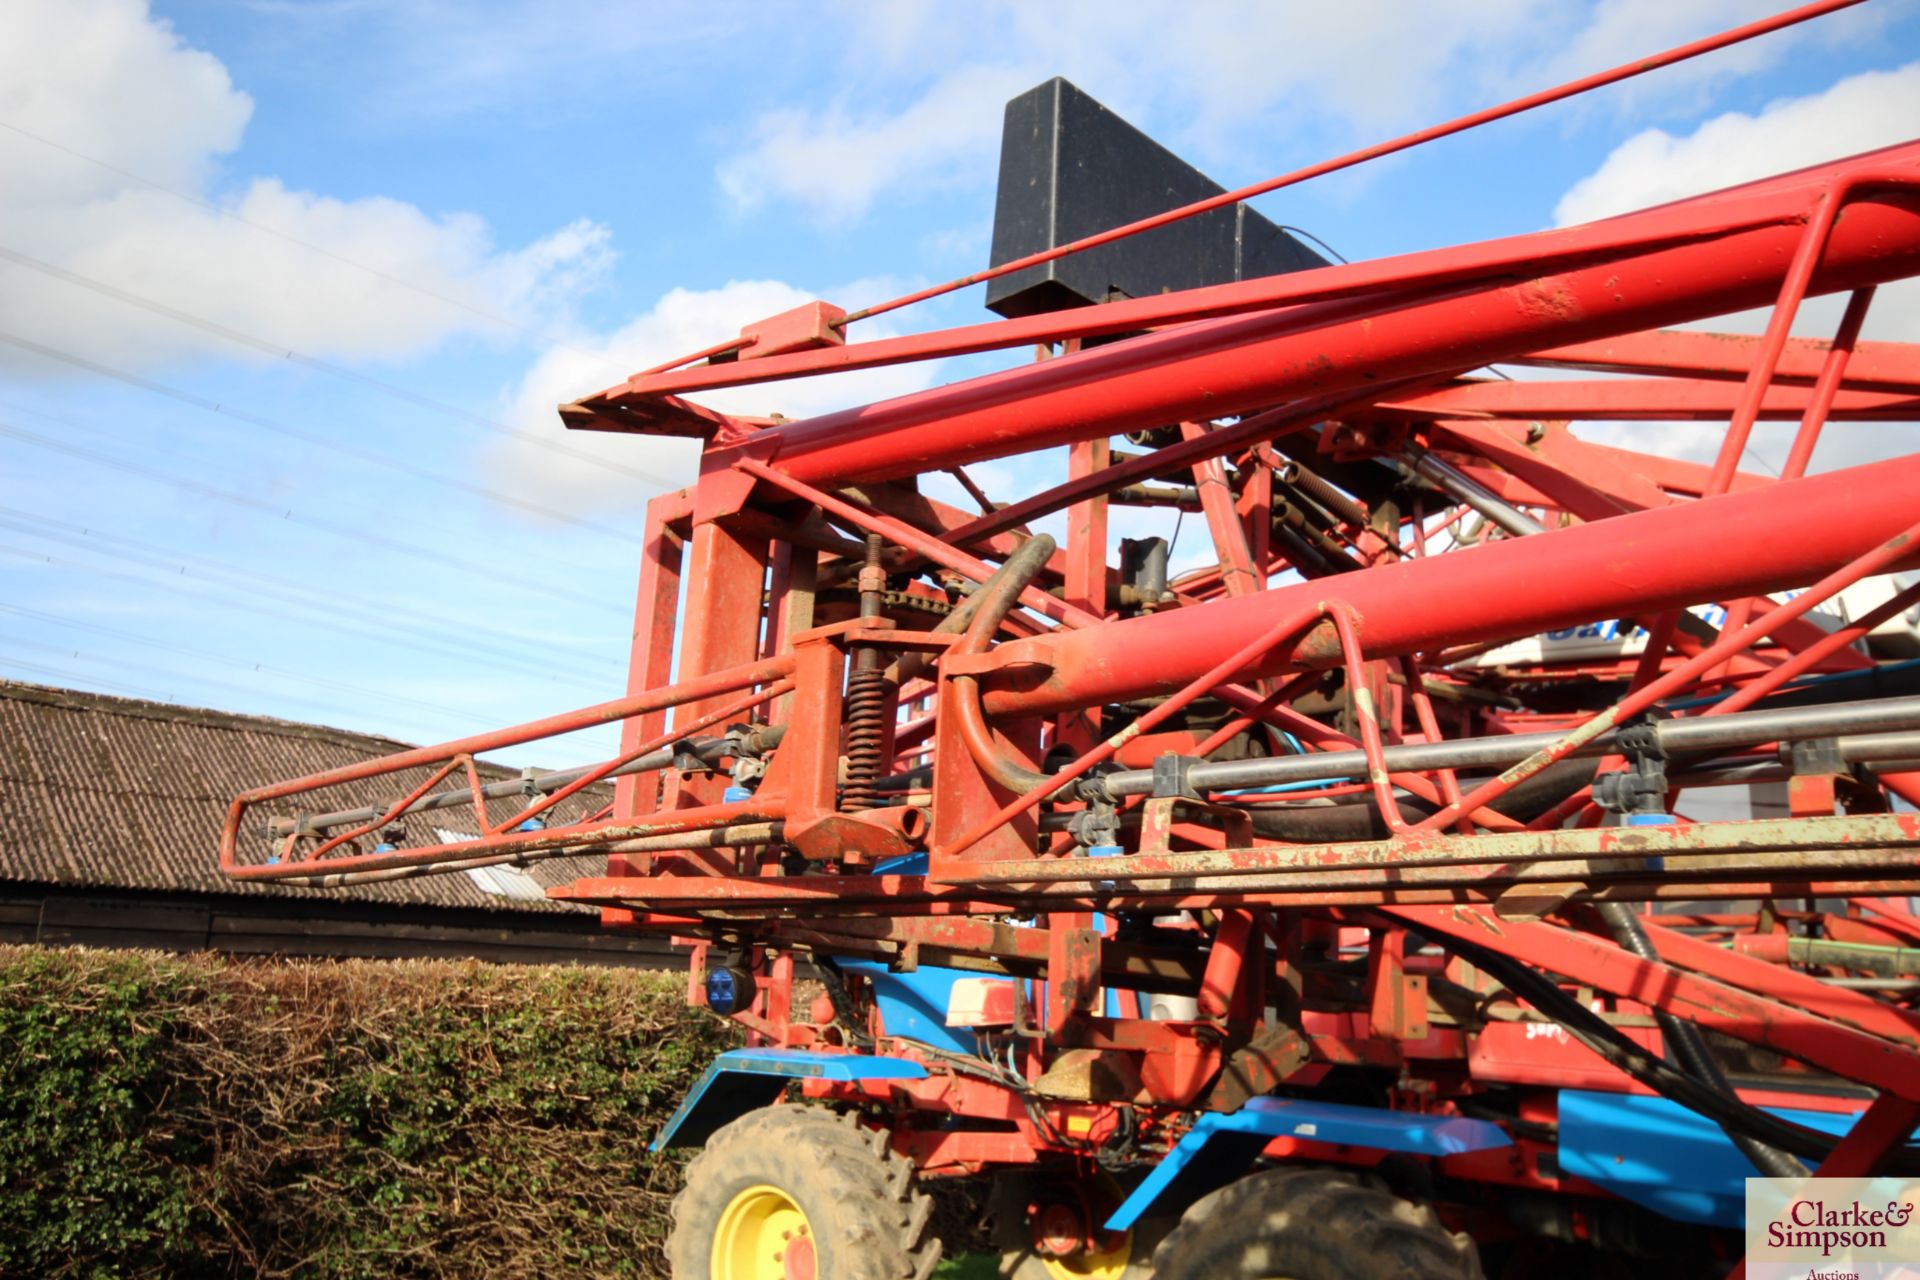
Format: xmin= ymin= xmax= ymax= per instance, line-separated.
xmin=227 ymin=797 xmax=782 ymax=882
xmin=1808 ymin=1092 xmax=1920 ymax=1178
xmin=1516 ymin=327 xmax=1920 ymax=394
xmin=1782 ymin=287 xmax=1877 ymax=477
xmin=934 ymin=602 xmax=1327 ymax=865
xmin=217 ymin=651 xmax=794 ymax=874
xmin=616 ymin=0 xmax=1856 ymax=387
xmin=1411 ymin=512 xmax=1920 ymax=834
xmin=1189 ymin=671 xmax=1321 ymax=758
xmin=1638 ymin=918 xmax=1920 ymax=1047
xmin=484 ymin=678 xmax=793 ymax=835
xmin=1381 ymin=379 xmax=1920 ymax=421
xmin=979 ymin=454 xmax=1920 ymax=718
xmin=734 ymin=456 xmax=1102 ymax=630
xmin=1387 ymin=905 xmax=1920 ymax=1101
xmin=237 ymin=652 xmax=793 ymax=809
xmin=302 ymin=754 xmax=471 ymax=861
xmin=942 ymin=378 xmax=1431 ymax=550
xmin=1710 ymin=585 xmax=1920 ymax=718
xmin=732 ymin=150 xmax=1920 ymax=485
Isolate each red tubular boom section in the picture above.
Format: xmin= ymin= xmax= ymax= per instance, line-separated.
xmin=217 ymin=7 xmax=1920 ymax=1264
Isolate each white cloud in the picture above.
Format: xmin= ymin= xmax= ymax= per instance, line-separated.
xmin=490 ymin=279 xmax=944 ymax=511
xmin=1552 ymin=61 xmax=1920 ymax=475
xmin=712 ymin=0 xmax=1863 ymax=226
xmin=717 ymin=66 xmax=1033 ymax=226
xmin=0 ymin=0 xmax=612 ymax=375
xmin=1555 ymin=61 xmax=1920 ymax=226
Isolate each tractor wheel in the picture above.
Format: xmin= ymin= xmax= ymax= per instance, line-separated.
xmin=667 ymin=1105 xmax=944 ymax=1280
xmin=1149 ymin=1167 xmax=1484 ymax=1280
xmin=989 ymin=1171 xmax=1161 ymax=1280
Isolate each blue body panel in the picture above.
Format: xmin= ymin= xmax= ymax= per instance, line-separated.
xmin=840 ymin=854 xmax=993 ymax=1055
xmin=1556 ymin=1090 xmax=1877 ymax=1227
xmin=1106 ymin=1097 xmax=1512 ymax=1230
xmin=833 ymin=958 xmax=982 ymax=1054
xmin=650 ymin=1048 xmax=927 ymax=1152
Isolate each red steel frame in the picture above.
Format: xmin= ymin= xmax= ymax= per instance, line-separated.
xmin=218 ymin=6 xmax=1920 ymax=1272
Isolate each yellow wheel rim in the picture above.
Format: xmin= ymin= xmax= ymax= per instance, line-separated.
xmin=1038 ymin=1227 xmax=1133 ymax=1280
xmin=1032 ymin=1169 xmax=1135 ymax=1279
xmin=712 ymin=1183 xmax=816 ymax=1280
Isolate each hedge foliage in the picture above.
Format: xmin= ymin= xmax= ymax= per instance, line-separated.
xmin=0 ymin=946 xmax=736 ymax=1280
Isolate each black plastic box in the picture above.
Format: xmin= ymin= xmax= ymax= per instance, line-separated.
xmin=986 ymin=78 xmax=1329 ymax=319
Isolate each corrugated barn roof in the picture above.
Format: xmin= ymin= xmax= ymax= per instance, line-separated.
xmin=0 ymin=679 xmax=610 ymax=914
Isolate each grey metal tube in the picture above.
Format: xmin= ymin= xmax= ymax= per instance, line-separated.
xmin=1102 ymin=696 xmax=1920 ymax=798
xmin=1393 ymin=447 xmax=1548 ymax=538
xmin=268 ymin=822 xmax=784 ymax=888
xmin=1270 ymin=451 xmax=1371 ymax=531
xmin=1842 ymin=731 xmax=1920 ymax=762
xmin=269 ymin=728 xmax=786 ymax=837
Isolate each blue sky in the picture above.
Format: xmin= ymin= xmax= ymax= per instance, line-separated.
xmin=2 ymin=0 xmax=1918 ymax=768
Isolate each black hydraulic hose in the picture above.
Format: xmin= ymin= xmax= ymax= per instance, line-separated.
xmin=950 ymin=534 xmax=1061 ymax=794
xmin=1250 ymin=800 xmax=1426 ymax=841
xmin=1596 ymin=900 xmax=1729 ymax=1089
xmin=1595 ymin=901 xmax=1809 ymax=1178
xmin=1246 ymin=757 xmax=1599 ymax=841
xmin=1412 ymin=923 xmax=1920 ymax=1174
xmin=815 ymin=958 xmax=875 ymax=1048
xmin=889 ymin=574 xmax=999 ymax=686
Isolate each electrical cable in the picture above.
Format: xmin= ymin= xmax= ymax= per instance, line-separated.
xmin=0 ymin=329 xmax=639 ymax=538
xmin=0 ymin=506 xmax=619 ymax=684
xmin=0 ymin=601 xmax=500 ymax=727
xmin=814 ymin=958 xmax=877 ymax=1048
xmin=0 ymin=242 xmax=675 ymax=486
xmin=1274 ymin=225 xmax=1349 ymax=266
xmin=0 ymin=416 xmax=622 ymax=614
xmin=0 ymin=632 xmax=489 ymax=730
xmin=0 ymin=653 xmax=178 ymax=702
xmin=0 ymin=541 xmax=617 ymax=717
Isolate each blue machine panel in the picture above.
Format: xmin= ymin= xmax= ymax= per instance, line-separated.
xmin=841 ymin=856 xmax=985 ymax=1058
xmin=833 ymin=958 xmax=982 ymax=1054
xmin=650 ymin=1048 xmax=928 ymax=1151
xmin=1556 ymin=1090 xmax=1890 ymax=1228
xmin=1106 ymin=1097 xmax=1512 ymax=1231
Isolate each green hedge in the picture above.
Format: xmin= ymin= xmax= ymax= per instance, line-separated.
xmin=0 ymin=946 xmax=736 ymax=1280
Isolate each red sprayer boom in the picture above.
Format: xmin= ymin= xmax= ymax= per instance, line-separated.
xmin=221 ymin=5 xmax=1920 ymax=1274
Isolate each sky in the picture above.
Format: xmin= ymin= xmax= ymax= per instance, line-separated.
xmin=2 ymin=0 xmax=1919 ymax=770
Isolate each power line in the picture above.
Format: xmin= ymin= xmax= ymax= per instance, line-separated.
xmin=0 ymin=636 xmax=622 ymax=764
xmin=0 ymin=631 xmax=494 ymax=735
xmin=0 ymin=415 xmax=624 ymax=615
xmin=0 ymin=117 xmax=640 ymax=385
xmin=0 ymin=523 xmax=617 ymax=689
xmin=0 ymin=653 xmax=179 ymax=702
xmin=0 ymin=601 xmax=501 ymax=728
xmin=2 ymin=633 xmax=331 ymax=715
xmin=0 ymin=503 xmax=621 ymax=681
xmin=0 ymin=329 xmax=642 ymax=538
xmin=0 ymin=242 xmax=677 ymax=488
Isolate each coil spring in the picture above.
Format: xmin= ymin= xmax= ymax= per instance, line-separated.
xmin=841 ymin=666 xmax=896 ymax=811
